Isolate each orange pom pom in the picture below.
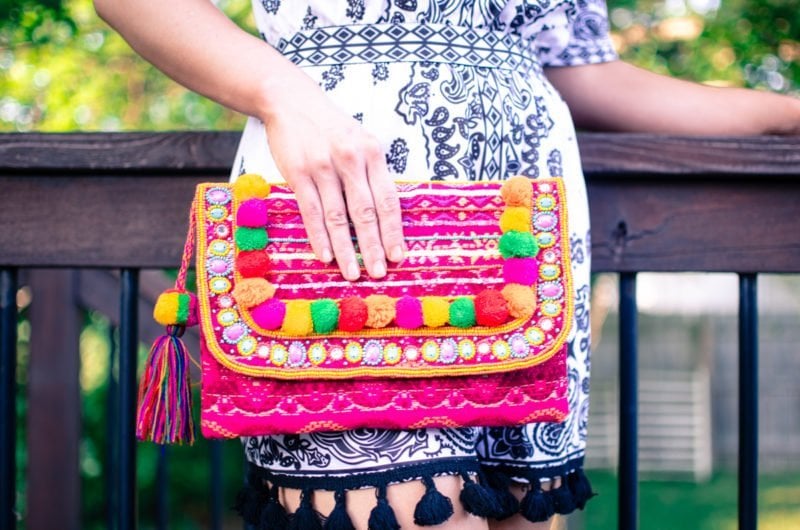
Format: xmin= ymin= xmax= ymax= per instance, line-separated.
xmin=500 ymin=176 xmax=532 ymax=207
xmin=365 ymin=295 xmax=396 ymax=328
xmin=502 ymin=284 xmax=537 ymax=319
xmin=232 ymin=278 xmax=276 ymax=308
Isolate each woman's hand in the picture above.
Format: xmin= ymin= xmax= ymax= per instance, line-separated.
xmin=94 ymin=0 xmax=405 ymax=280
xmin=260 ymin=71 xmax=405 ymax=281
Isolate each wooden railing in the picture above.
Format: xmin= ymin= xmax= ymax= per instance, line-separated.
xmin=1 ymin=132 xmax=799 ymax=530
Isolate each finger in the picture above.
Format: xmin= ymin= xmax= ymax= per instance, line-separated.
xmin=336 ymin=145 xmax=387 ymax=279
xmin=364 ymin=140 xmax=405 ymax=263
xmin=316 ymin=175 xmax=362 ymax=281
xmin=291 ymin=176 xmax=334 ymax=265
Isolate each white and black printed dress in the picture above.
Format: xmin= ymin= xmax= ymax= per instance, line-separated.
xmin=231 ymin=0 xmax=616 ymax=526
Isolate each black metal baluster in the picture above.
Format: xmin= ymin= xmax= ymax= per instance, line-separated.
xmin=118 ymin=268 xmax=139 ymax=530
xmin=619 ymin=272 xmax=638 ymax=530
xmin=107 ymin=324 xmax=119 ymax=530
xmin=738 ymin=274 xmax=758 ymax=530
xmin=210 ymin=440 xmax=224 ymax=530
xmin=157 ymin=445 xmax=169 ymax=530
xmin=0 ymin=268 xmax=18 ymax=530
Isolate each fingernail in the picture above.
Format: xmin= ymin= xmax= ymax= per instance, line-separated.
xmin=373 ymin=260 xmax=386 ymax=278
xmin=347 ymin=262 xmax=360 ymax=281
xmin=389 ymin=245 xmax=404 ymax=262
xmin=321 ymin=248 xmax=333 ymax=263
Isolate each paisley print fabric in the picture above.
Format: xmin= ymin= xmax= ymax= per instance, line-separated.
xmin=230 ymin=0 xmax=615 ymax=492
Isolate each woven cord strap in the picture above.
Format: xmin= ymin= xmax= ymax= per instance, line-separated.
xmin=175 ymin=198 xmax=197 ymax=292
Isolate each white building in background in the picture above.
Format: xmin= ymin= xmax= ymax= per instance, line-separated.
xmin=586 ymin=273 xmax=800 ymax=479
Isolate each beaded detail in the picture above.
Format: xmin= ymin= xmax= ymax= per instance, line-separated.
xmin=194 ymin=177 xmax=572 ymax=380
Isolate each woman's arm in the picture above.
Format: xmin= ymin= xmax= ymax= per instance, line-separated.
xmin=94 ymin=0 xmax=404 ymax=280
xmin=545 ymin=60 xmax=800 ymax=135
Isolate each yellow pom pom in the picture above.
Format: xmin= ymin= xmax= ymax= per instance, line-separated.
xmin=232 ymin=278 xmax=276 ymax=309
xmin=233 ymin=173 xmax=271 ymax=201
xmin=153 ymin=291 xmax=181 ymax=326
xmin=502 ymin=284 xmax=537 ymax=319
xmin=500 ymin=176 xmax=532 ymax=207
xmin=499 ymin=206 xmax=532 ymax=233
xmin=365 ymin=295 xmax=396 ymax=328
xmin=282 ymin=300 xmax=313 ymax=336
xmin=421 ymin=297 xmax=450 ymax=328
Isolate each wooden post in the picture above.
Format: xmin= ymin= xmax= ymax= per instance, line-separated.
xmin=27 ymin=270 xmax=81 ymax=530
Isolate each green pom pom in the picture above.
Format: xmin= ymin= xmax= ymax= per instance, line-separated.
xmin=449 ymin=297 xmax=476 ymax=328
xmin=499 ymin=230 xmax=539 ymax=258
xmin=176 ymin=293 xmax=191 ymax=324
xmin=311 ymin=299 xmax=340 ymax=333
xmin=235 ymin=227 xmax=268 ymax=251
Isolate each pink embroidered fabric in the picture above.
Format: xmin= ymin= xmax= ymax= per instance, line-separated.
xmin=198 ymin=178 xmax=572 ymax=437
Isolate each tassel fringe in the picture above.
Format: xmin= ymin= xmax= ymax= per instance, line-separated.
xmin=568 ymin=469 xmax=596 ymax=510
xmin=234 ymin=464 xmax=594 ymax=527
xmin=261 ymin=482 xmax=289 ymax=530
xmin=413 ymin=476 xmax=454 ymax=526
xmin=235 ymin=471 xmax=268 ymax=526
xmin=135 ymin=325 xmax=195 ymax=445
xmin=368 ymin=486 xmax=400 ymax=530
xmin=290 ymin=489 xmax=322 ymax=530
xmin=324 ymin=490 xmax=355 ymax=530
xmin=459 ymin=471 xmax=500 ymax=518
xmin=551 ymin=482 xmax=577 ymax=515
xmin=520 ymin=482 xmax=555 ymax=523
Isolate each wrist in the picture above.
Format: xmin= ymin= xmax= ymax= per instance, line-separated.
xmin=251 ymin=62 xmax=317 ymax=126
xmin=786 ymin=97 xmax=800 ymax=135
xmin=764 ymin=93 xmax=800 ymax=135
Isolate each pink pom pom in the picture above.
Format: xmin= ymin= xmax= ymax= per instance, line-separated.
xmin=395 ymin=296 xmax=423 ymax=329
xmin=503 ymin=257 xmax=538 ymax=286
xmin=185 ymin=292 xmax=199 ymax=327
xmin=237 ymin=198 xmax=268 ymax=227
xmin=250 ymin=298 xmax=285 ymax=330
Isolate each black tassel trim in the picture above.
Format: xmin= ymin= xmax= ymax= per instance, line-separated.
xmin=485 ymin=471 xmax=520 ymax=521
xmin=289 ymin=489 xmax=323 ymax=530
xmin=324 ymin=490 xmax=355 ymax=530
xmin=368 ymin=486 xmax=400 ymax=530
xmin=551 ymin=482 xmax=576 ymax=515
xmin=519 ymin=482 xmax=555 ymax=523
xmin=459 ymin=470 xmax=500 ymax=518
xmin=413 ymin=476 xmax=454 ymax=526
xmin=235 ymin=470 xmax=269 ymax=525
xmin=567 ymin=469 xmax=596 ymax=510
xmin=260 ymin=480 xmax=289 ymax=530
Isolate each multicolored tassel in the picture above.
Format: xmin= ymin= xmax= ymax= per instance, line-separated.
xmin=135 ymin=325 xmax=195 ymax=445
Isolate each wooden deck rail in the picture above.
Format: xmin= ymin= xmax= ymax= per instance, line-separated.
xmin=1 ymin=131 xmax=800 ymax=530
xmin=2 ymin=132 xmax=799 ymax=271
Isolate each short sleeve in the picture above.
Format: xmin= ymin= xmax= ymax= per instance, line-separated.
xmin=534 ymin=0 xmax=618 ymax=67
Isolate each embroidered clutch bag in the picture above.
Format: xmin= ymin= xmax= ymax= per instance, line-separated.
xmin=136 ymin=175 xmax=573 ymax=444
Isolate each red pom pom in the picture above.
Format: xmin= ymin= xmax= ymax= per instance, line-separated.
xmin=236 ymin=250 xmax=270 ymax=278
xmin=475 ymin=289 xmax=510 ymax=327
xmin=339 ymin=296 xmax=368 ymax=332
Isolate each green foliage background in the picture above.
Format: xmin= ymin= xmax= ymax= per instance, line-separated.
xmin=4 ymin=0 xmax=799 ymax=528
xmin=1 ymin=0 xmax=798 ymax=132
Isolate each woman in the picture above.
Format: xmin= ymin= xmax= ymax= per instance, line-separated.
xmin=95 ymin=1 xmax=800 ymax=529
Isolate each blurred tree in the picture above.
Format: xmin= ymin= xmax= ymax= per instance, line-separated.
xmin=0 ymin=0 xmax=253 ymax=131
xmin=607 ymin=0 xmax=799 ymax=92
xmin=1 ymin=0 xmax=797 ymax=132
